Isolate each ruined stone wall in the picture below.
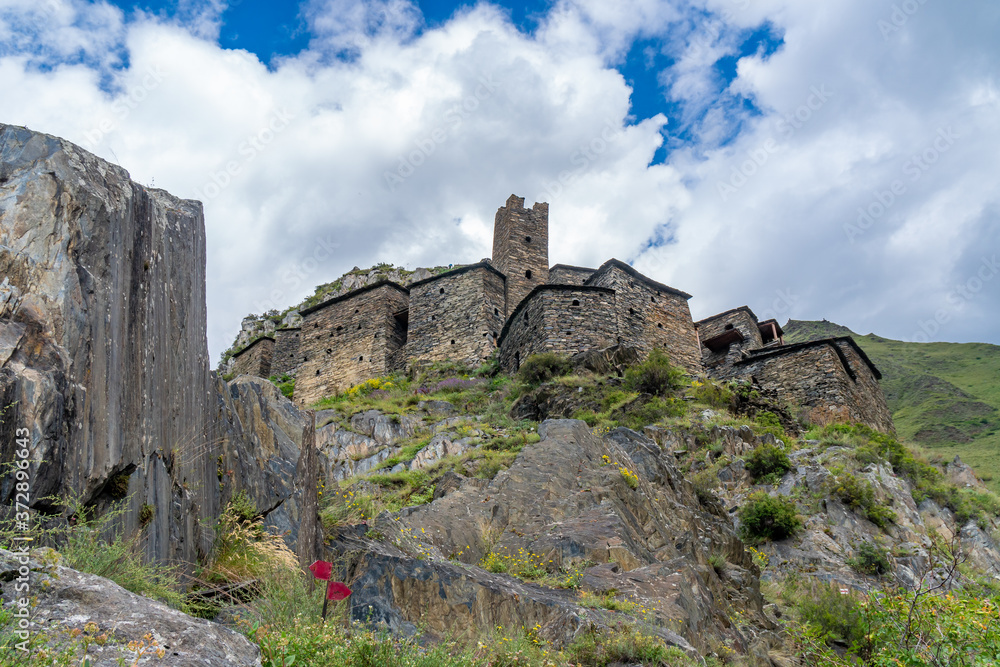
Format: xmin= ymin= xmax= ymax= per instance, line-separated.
xmin=498 ymin=286 xmax=617 ymax=372
xmin=492 ymin=195 xmax=549 ymax=316
xmin=732 ymin=340 xmax=894 ymax=433
xmin=231 ymin=337 xmax=274 ymax=378
xmin=587 ymin=262 xmax=701 ymax=374
xmin=271 ymin=328 xmax=301 ymax=377
xmin=406 ymin=264 xmax=506 ymax=368
xmin=295 ymin=283 xmax=409 ymax=406
xmin=548 ymin=265 xmax=595 ymax=286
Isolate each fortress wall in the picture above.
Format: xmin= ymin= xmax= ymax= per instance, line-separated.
xmin=271 ymin=328 xmax=301 ymax=377
xmin=406 ymin=265 xmax=506 ymax=368
xmin=588 ymin=263 xmax=702 ymax=374
xmin=498 ymin=286 xmax=617 ymax=372
xmin=231 ymin=337 xmax=274 ymax=378
xmin=295 ymin=283 xmax=409 ymax=405
xmin=733 ymin=340 xmax=894 ymax=434
xmin=548 ymin=265 xmax=595 ymax=286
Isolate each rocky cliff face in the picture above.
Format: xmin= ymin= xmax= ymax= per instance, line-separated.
xmin=0 ymin=124 xmax=317 ymax=568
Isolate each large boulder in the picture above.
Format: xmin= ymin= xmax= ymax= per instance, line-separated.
xmin=331 ymin=419 xmax=772 ymax=656
xmin=0 ymin=548 xmax=261 ymax=666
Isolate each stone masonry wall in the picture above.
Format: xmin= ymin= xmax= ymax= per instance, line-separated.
xmin=587 ymin=261 xmax=702 ymax=374
xmin=696 ymin=308 xmax=764 ymax=374
xmin=271 ymin=328 xmax=302 ymax=377
xmin=498 ymin=286 xmax=617 ymax=372
xmin=405 ymin=264 xmax=506 ymax=368
xmin=548 ymin=264 xmax=595 ymax=286
xmin=833 ymin=339 xmax=895 ymax=434
xmin=231 ymin=337 xmax=274 ymax=378
xmin=731 ymin=339 xmax=894 ymax=433
xmin=295 ymin=283 xmax=409 ymax=406
xmin=492 ymin=194 xmax=549 ymax=316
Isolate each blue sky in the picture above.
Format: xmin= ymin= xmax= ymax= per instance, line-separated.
xmin=1 ymin=0 xmax=998 ymax=359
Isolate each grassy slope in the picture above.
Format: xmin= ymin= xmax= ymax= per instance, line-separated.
xmin=783 ymin=320 xmax=1000 ymax=492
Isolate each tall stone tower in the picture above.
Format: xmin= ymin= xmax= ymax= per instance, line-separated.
xmin=492 ymin=194 xmax=549 ymax=316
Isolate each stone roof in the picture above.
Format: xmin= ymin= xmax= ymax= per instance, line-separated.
xmin=695 ymin=306 xmax=759 ymax=327
xmin=299 ymin=280 xmax=410 ymax=316
xmin=549 ymin=263 xmax=597 ymax=272
xmin=407 ymin=261 xmax=506 ymax=289
xmin=231 ymin=335 xmax=275 ymax=359
xmin=736 ymin=336 xmax=882 ymax=380
xmin=585 ymin=258 xmax=692 ymax=300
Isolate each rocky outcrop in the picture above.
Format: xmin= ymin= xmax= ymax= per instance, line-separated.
xmin=0 ymin=548 xmax=261 ymax=666
xmin=0 ymin=124 xmax=317 ymax=568
xmin=330 ymin=419 xmax=773 ymax=656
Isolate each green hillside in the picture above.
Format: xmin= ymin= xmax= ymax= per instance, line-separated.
xmin=783 ymin=320 xmax=1000 ymax=492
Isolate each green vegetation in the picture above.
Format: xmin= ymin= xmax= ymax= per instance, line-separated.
xmin=744 ymin=442 xmax=792 ymax=484
xmin=518 ymin=352 xmax=572 ymax=386
xmin=846 ymin=541 xmax=892 ymax=576
xmin=784 ymin=320 xmax=1000 ymax=493
xmin=738 ymin=491 xmax=803 ymax=543
xmin=623 ymin=349 xmax=686 ymax=396
xmin=829 ymin=471 xmax=897 ymax=530
xmin=268 ymin=373 xmax=295 ymax=399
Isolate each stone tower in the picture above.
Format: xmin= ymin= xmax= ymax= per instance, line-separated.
xmin=492 ymin=194 xmax=549 ymax=316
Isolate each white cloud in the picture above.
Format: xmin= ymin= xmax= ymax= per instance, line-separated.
xmin=0 ymin=0 xmax=997 ymax=360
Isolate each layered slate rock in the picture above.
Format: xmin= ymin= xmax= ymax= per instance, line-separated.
xmin=0 ymin=548 xmax=262 ymax=667
xmin=331 ymin=419 xmax=771 ymax=655
xmin=0 ymin=125 xmax=318 ymax=568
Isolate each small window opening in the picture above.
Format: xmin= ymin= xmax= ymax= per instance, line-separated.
xmin=355 ymin=308 xmax=359 ymax=313
xmin=657 ymin=323 xmax=663 ymax=329
xmin=357 ymin=324 xmax=361 ymax=330
xmin=315 ymin=370 xmax=320 ymax=376
xmin=336 ymin=326 xmax=343 ymax=332
xmin=494 ymin=307 xmax=499 ymax=316
xmin=451 ymin=340 xmax=456 ymax=345
xmin=439 ymin=287 xmax=445 ymax=294
xmin=651 ymin=296 xmax=656 ymax=303
xmin=431 ymin=315 xmax=436 ymax=321
xmin=572 ymin=299 xmax=580 ymax=306
xmin=359 ymin=356 xmax=363 ymax=361
xmin=525 ymin=270 xmax=532 ymax=279
xmin=525 ymin=236 xmax=532 ymax=243
xmin=724 ymin=324 xmax=734 ymax=330
xmin=629 ymin=308 xmax=635 ymax=315
xmin=326 ymin=348 xmax=332 ymax=354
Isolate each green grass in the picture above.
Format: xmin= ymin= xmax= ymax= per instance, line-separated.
xmin=784 ymin=320 xmax=1000 ymax=493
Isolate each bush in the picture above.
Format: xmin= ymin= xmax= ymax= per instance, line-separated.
xmin=830 ymin=473 xmax=896 ymax=530
xmin=738 ymin=491 xmax=802 ymax=543
xmin=623 ymin=349 xmax=685 ymax=397
xmin=797 ymin=581 xmax=866 ymax=647
xmin=517 ymin=352 xmax=572 ymax=386
xmin=564 ymin=626 xmax=693 ymax=666
xmin=744 ymin=443 xmax=793 ymax=483
xmin=847 ymin=541 xmax=891 ymax=575
xmin=689 ymin=379 xmax=733 ymax=408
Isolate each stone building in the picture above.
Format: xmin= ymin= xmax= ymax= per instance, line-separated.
xmin=228 ymin=192 xmax=893 ymax=434
xmin=492 ymin=195 xmax=549 ymax=316
xmin=696 ymin=307 xmax=892 ymax=433
xmin=271 ymin=327 xmax=301 ymax=377
xmin=295 ymin=282 xmax=409 ymax=406
xmin=231 ymin=336 xmax=274 ymax=378
xmin=403 ymin=262 xmax=506 ymax=369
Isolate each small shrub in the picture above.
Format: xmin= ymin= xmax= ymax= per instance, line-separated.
xmin=689 ymin=378 xmax=733 ymax=408
xmin=744 ymin=443 xmax=792 ymax=483
xmin=738 ymin=491 xmax=802 ymax=543
xmin=228 ymin=489 xmax=258 ymax=523
xmin=830 ymin=473 xmax=896 ymax=530
xmin=564 ymin=627 xmax=692 ymax=666
xmin=847 ymin=541 xmax=891 ymax=576
xmin=797 ymin=581 xmax=865 ymax=647
xmin=618 ymin=395 xmax=686 ymax=430
xmin=517 ymin=352 xmax=572 ymax=386
xmin=268 ymin=374 xmax=295 ymax=399
xmin=708 ymin=553 xmax=726 ymax=573
xmin=623 ymin=349 xmax=685 ymax=397
xmin=108 ymin=470 xmax=131 ymax=499
xmin=139 ymin=503 xmax=155 ymax=527
xmin=692 ymin=470 xmax=719 ymax=506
